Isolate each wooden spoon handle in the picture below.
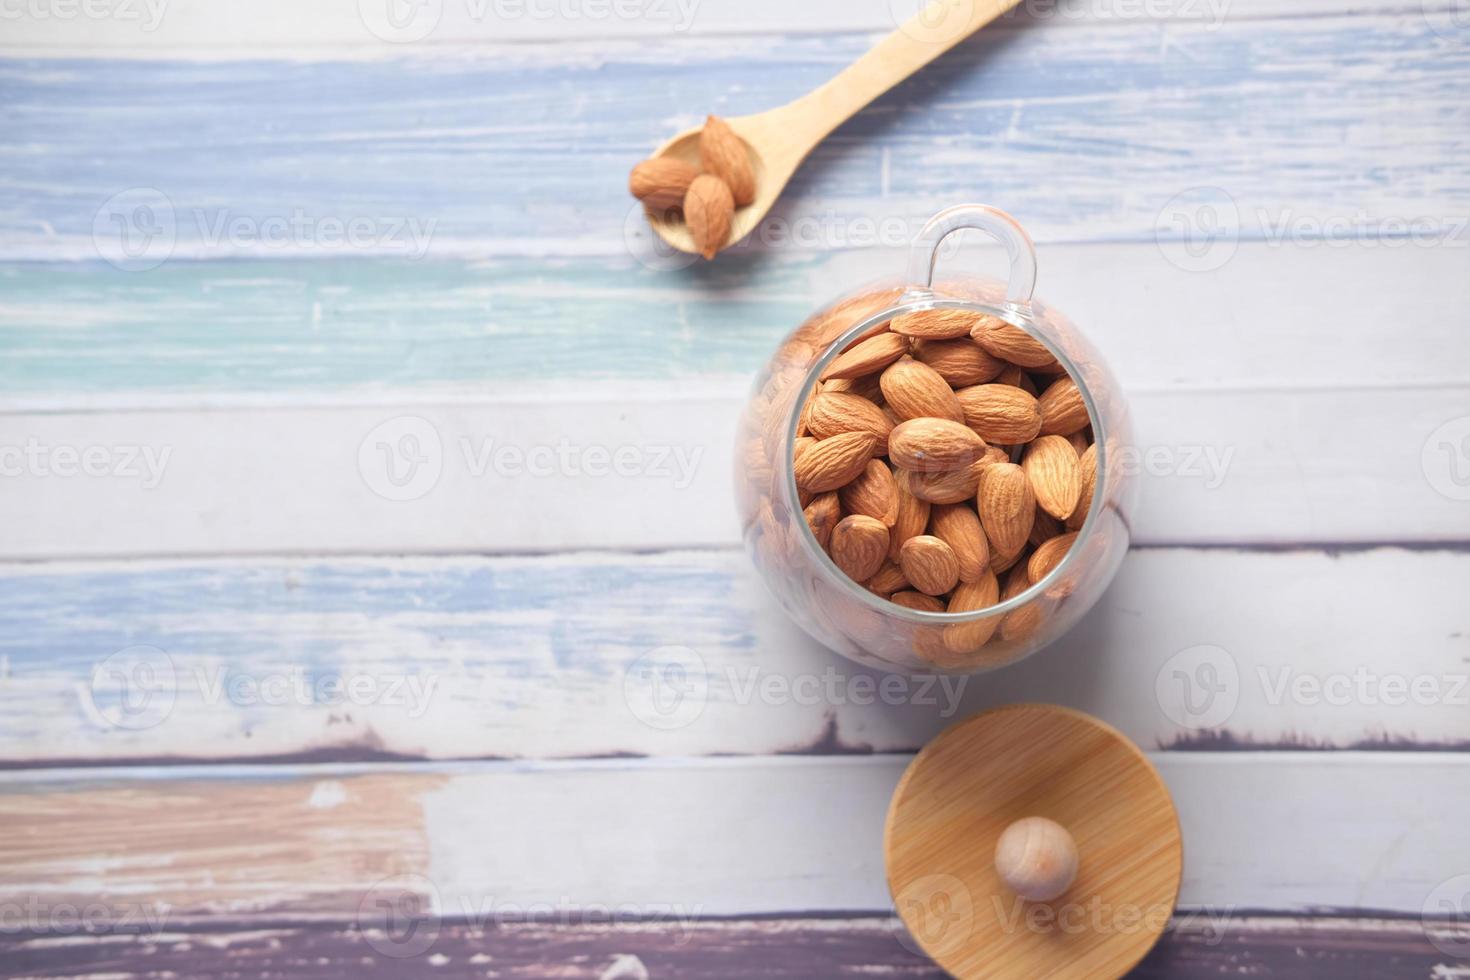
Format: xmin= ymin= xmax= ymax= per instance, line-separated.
xmin=754 ymin=0 xmax=1023 ymax=162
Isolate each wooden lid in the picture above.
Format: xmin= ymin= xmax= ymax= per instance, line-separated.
xmin=883 ymin=704 xmax=1182 ymax=979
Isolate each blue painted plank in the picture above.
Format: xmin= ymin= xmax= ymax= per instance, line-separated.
xmin=0 ymin=548 xmax=1465 ymax=765
xmin=0 ymin=14 xmax=1466 ymax=259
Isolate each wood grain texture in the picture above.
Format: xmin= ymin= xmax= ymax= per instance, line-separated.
xmin=1 ymin=383 xmax=1466 ymax=560
xmin=0 ymin=754 xmax=1465 ymax=916
xmin=885 ymin=705 xmax=1181 ymax=978
xmin=2 ymin=13 xmax=1466 ymax=258
xmin=1 ymin=913 xmax=1466 ymax=979
xmin=0 ymin=0 xmax=1436 ymax=53
xmin=2 ymin=243 xmax=1466 ymax=401
xmin=0 ymin=548 xmax=1465 ymax=765
xmin=0 ymin=549 xmax=1464 ymax=764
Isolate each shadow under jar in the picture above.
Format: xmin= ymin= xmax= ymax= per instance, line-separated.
xmin=736 ymin=205 xmax=1137 ymax=675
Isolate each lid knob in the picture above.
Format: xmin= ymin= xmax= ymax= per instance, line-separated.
xmin=993 ymin=816 xmax=1078 ymax=902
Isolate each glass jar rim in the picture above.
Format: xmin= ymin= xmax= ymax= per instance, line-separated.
xmin=782 ymin=291 xmax=1112 ymax=625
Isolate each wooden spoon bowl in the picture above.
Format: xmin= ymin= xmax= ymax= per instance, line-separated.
xmin=643 ymin=0 xmax=1023 ymax=256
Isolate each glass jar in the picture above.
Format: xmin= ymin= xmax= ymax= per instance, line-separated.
xmin=735 ymin=205 xmax=1136 ymax=675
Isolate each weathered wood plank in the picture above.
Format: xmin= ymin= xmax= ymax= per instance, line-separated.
xmin=3 ymin=13 xmax=1465 ymax=258
xmin=2 ymin=243 xmax=1466 ymax=401
xmin=0 ymin=382 xmax=1464 ymax=559
xmin=0 ymin=548 xmax=1466 ymax=765
xmin=0 ymin=913 xmax=1464 ymax=979
xmin=0 ymin=0 xmax=1434 ymax=53
xmin=0 ymin=755 xmax=1465 ymax=916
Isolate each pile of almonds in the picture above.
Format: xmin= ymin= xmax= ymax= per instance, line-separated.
xmin=794 ymin=307 xmax=1098 ymax=630
xmin=628 ymin=115 xmax=753 ymax=259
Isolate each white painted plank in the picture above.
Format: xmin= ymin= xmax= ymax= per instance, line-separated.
xmin=0 ymin=753 xmax=1464 ymax=915
xmin=422 ymin=754 xmax=1470 ymax=915
xmin=0 ymin=0 xmax=1430 ymax=56
xmin=0 ymin=548 xmax=1465 ymax=764
xmin=0 ymin=381 xmax=1464 ymax=559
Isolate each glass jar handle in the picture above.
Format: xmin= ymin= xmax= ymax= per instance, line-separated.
xmin=905 ymin=204 xmax=1038 ymax=307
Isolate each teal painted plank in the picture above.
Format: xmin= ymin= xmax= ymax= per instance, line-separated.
xmin=2 ymin=242 xmax=1466 ymax=396
xmin=0 ymin=257 xmax=808 ymax=393
xmin=0 ymin=13 xmax=1466 ymax=259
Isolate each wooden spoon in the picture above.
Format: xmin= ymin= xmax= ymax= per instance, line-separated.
xmin=645 ymin=0 xmax=1024 ymax=256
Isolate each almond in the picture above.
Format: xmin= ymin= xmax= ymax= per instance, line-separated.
xmin=1029 ymin=506 xmax=1064 ymax=548
xmin=830 ymin=515 xmax=889 ymax=582
xmin=970 ymin=315 xmax=1058 ymax=369
xmin=794 ymin=431 xmax=879 ymax=493
xmin=990 ymin=542 xmax=1028 ymax=576
xmin=913 ymin=337 xmax=1006 ymax=386
xmin=1028 ymin=531 xmax=1077 ymax=584
xmin=628 ymin=156 xmax=699 ymax=212
xmin=821 ymin=374 xmax=883 ymax=402
xmin=803 ymin=491 xmax=840 ymax=551
xmin=899 ymin=535 xmax=961 ymax=596
xmin=904 ymin=459 xmax=984 ymax=504
xmin=944 ymin=569 xmax=1002 ymax=652
xmin=1022 ymin=435 xmax=1081 ymax=521
xmin=699 ymin=115 xmax=755 ymax=207
xmin=866 ymin=559 xmax=910 ymax=595
xmin=792 ymin=435 xmax=815 ymax=464
xmin=684 ymin=174 xmax=733 ymax=260
xmin=805 ymin=391 xmax=894 ymax=442
xmin=1000 ymin=564 xmax=1045 ymax=642
xmin=976 ymin=462 xmax=1035 ymax=562
xmin=820 ymin=331 xmax=909 ymax=381
xmin=891 ymin=591 xmax=945 ymax=613
xmin=888 ymin=418 xmax=987 ymax=473
xmin=955 ymin=384 xmax=1042 ymax=443
xmin=993 ymin=364 xmax=1035 ymax=394
xmin=1067 ymin=430 xmax=1090 ymax=455
xmin=880 ymin=357 xmax=964 ymax=423
xmin=1037 ymin=376 xmax=1090 ymax=436
xmin=796 ymin=390 xmax=817 ymax=437
xmin=890 ymin=308 xmax=979 ymax=340
xmin=840 ymin=458 xmax=900 ymax=526
xmin=929 ymin=503 xmax=990 ymax=583
xmin=1067 ymin=443 xmax=1098 ymax=530
xmin=889 ymin=475 xmax=931 ymax=559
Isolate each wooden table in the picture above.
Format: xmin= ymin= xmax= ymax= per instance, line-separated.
xmin=1 ymin=0 xmax=1468 ymax=976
